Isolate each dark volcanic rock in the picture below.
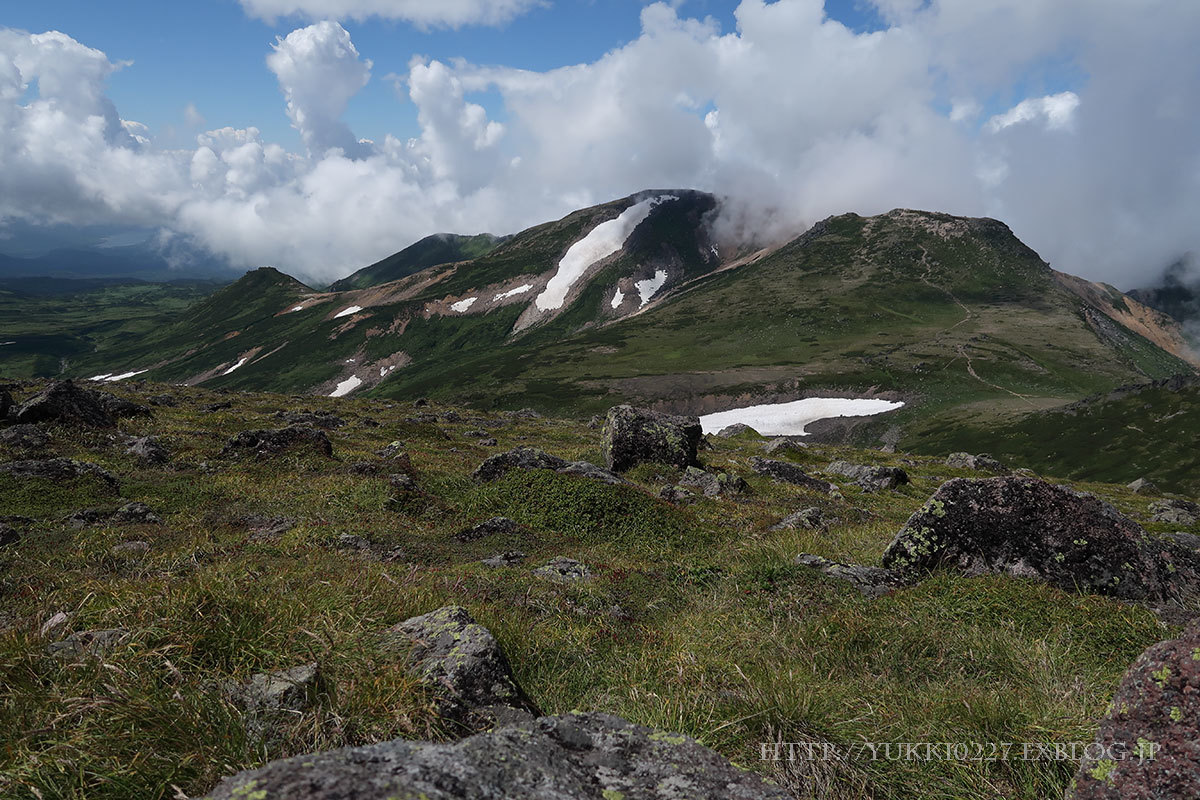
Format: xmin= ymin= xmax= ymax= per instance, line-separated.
xmin=677 ymin=466 xmax=748 ymax=498
xmin=1150 ymin=499 xmax=1200 ymax=526
xmin=386 ymin=606 xmax=540 ymax=734
xmin=749 ymin=457 xmax=838 ymax=494
xmin=795 ymin=554 xmax=911 ymax=598
xmin=274 ymin=410 xmax=345 ymax=429
xmin=763 ymin=437 xmax=807 ymax=456
xmin=1071 ymin=620 xmax=1200 ymax=799
xmin=601 ymin=405 xmax=702 ymax=473
xmin=13 ymin=380 xmax=114 ymax=427
xmin=205 ymin=711 xmax=791 ymax=800
xmin=0 ymin=424 xmax=51 ymax=451
xmin=827 ymin=460 xmax=909 ymax=492
xmin=95 ymin=391 xmax=152 ymax=420
xmin=0 ymin=458 xmax=119 ymax=491
xmin=126 ymin=435 xmax=169 ymax=465
xmin=882 ymin=477 xmax=1200 ymax=603
xmin=220 ymin=425 xmax=333 ymax=459
xmin=473 ymin=447 xmax=567 ymax=481
xmin=455 ymin=517 xmax=522 ymax=542
xmin=716 ymin=423 xmax=759 ymax=438
xmin=945 ymin=452 xmax=1008 ymax=473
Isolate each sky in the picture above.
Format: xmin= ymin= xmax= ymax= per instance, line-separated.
xmin=1 ymin=0 xmax=1198 ymax=289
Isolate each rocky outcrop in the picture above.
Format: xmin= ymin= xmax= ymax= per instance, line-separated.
xmin=472 ymin=447 xmax=623 ymax=485
xmin=455 ymin=517 xmax=522 ymax=542
xmin=385 ymin=606 xmax=540 ymax=735
xmin=1071 ymin=620 xmax=1200 ymax=799
xmin=46 ymin=628 xmax=129 ymax=659
xmin=763 ymin=438 xmax=807 ymax=456
xmin=795 ymin=554 xmax=910 ymax=597
xmin=771 ymin=507 xmax=825 ymax=531
xmin=126 ymin=435 xmax=169 ymax=465
xmin=826 ymin=461 xmax=909 ymax=492
xmin=716 ymin=423 xmax=759 ymax=437
xmin=0 ymin=424 xmax=51 ymax=451
xmin=204 ymin=711 xmax=791 ymax=800
xmin=676 ymin=466 xmax=748 ymax=498
xmin=945 ymin=452 xmax=1008 ymax=473
xmin=1150 ymin=499 xmax=1199 ymax=526
xmin=274 ymin=410 xmax=345 ymax=429
xmin=534 ymin=556 xmax=593 ymax=583
xmin=1127 ymin=477 xmax=1159 ymax=495
xmin=882 ymin=477 xmax=1200 ymax=603
xmin=601 ymin=405 xmax=701 ymax=473
xmin=13 ymin=381 xmax=115 ymax=427
xmin=0 ymin=458 xmax=119 ymax=491
xmin=750 ymin=457 xmax=838 ymax=494
xmin=220 ymin=425 xmax=333 ymax=459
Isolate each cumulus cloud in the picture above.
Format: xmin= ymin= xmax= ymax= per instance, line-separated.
xmin=238 ymin=0 xmax=545 ymax=28
xmin=2 ymin=2 xmax=1200 ymax=289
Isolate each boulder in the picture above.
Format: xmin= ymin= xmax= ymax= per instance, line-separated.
xmin=386 ymin=606 xmax=540 ymax=734
xmin=46 ymin=628 xmax=129 ymax=659
xmin=473 ymin=447 xmax=568 ymax=481
xmin=236 ymin=663 xmax=320 ymax=714
xmin=556 ymin=460 xmax=626 ymax=485
xmin=534 ymin=556 xmax=593 ymax=583
xmin=0 ymin=523 xmax=18 ymax=547
xmin=677 ymin=466 xmax=748 ymax=498
xmin=601 ymin=405 xmax=701 ymax=473
xmin=763 ymin=438 xmax=807 ymax=456
xmin=795 ymin=554 xmax=911 ymax=598
xmin=659 ymin=485 xmax=698 ymax=504
xmin=1071 ymin=620 xmax=1200 ymax=799
xmin=125 ymin=435 xmax=169 ymax=465
xmin=274 ymin=410 xmax=345 ymax=429
xmin=771 ymin=507 xmax=825 ymax=531
xmin=481 ymin=551 xmax=527 ymax=568
xmin=111 ymin=502 xmax=162 ymax=525
xmin=1150 ymin=499 xmax=1200 ymax=526
xmin=826 ymin=461 xmax=909 ymax=492
xmin=13 ymin=381 xmax=114 ymax=427
xmin=1127 ymin=477 xmax=1159 ymax=495
xmin=110 ymin=540 xmax=151 ymax=557
xmin=0 ymin=458 xmax=119 ymax=491
xmin=455 ymin=517 xmax=522 ymax=542
xmin=219 ymin=425 xmax=333 ymax=459
xmin=749 ymin=457 xmax=838 ymax=494
xmin=204 ymin=711 xmax=791 ymax=800
xmin=945 ymin=452 xmax=1008 ymax=473
xmin=0 ymin=424 xmax=51 ymax=451
xmin=95 ymin=391 xmax=152 ymax=420
xmin=716 ymin=423 xmax=759 ymax=438
xmin=882 ymin=477 xmax=1200 ymax=603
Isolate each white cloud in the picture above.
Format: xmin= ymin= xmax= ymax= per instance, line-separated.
xmin=237 ymin=0 xmax=545 ymax=28
xmin=2 ymin=2 xmax=1200 ymax=290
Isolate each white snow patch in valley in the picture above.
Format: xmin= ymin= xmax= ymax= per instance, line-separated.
xmin=493 ymin=284 xmax=533 ymax=301
xmin=290 ymin=305 xmax=305 ymax=313
xmin=329 ymin=375 xmax=363 ymax=397
xmin=99 ymin=370 xmax=149 ymax=382
xmin=635 ymin=270 xmax=668 ymax=307
xmin=535 ymin=195 xmax=677 ymax=312
xmin=380 ymin=365 xmax=396 ymax=377
xmin=700 ymin=398 xmax=905 ymax=436
xmin=222 ymin=358 xmax=248 ymax=375
xmin=89 ymin=374 xmax=112 ymax=381
xmin=610 ymin=287 xmax=625 ymax=308
xmin=451 ymin=297 xmax=478 ymax=313
xmin=0 ymin=341 xmax=14 ymax=346
xmin=333 ymin=305 xmax=363 ymax=319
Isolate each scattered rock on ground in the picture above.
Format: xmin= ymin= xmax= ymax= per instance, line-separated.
xmin=481 ymin=551 xmax=527 ymax=567
xmin=274 ymin=410 xmax=345 ymax=429
xmin=659 ymin=485 xmax=698 ymax=503
xmin=945 ymin=452 xmax=1008 ymax=473
xmin=0 ymin=388 xmax=11 ymax=419
xmin=126 ymin=435 xmax=169 ymax=465
xmin=716 ymin=423 xmax=759 ymax=438
xmin=826 ymin=460 xmax=909 ymax=492
xmin=220 ymin=425 xmax=333 ymax=459
xmin=601 ymin=405 xmax=702 ymax=473
xmin=13 ymin=381 xmax=115 ymax=427
xmin=46 ymin=628 xmax=129 ymax=659
xmin=386 ymin=606 xmax=540 ymax=735
xmin=749 ymin=457 xmax=838 ymax=494
xmin=110 ymin=540 xmax=151 ymax=557
xmin=1150 ymin=499 xmax=1200 ymax=526
xmin=1164 ymin=532 xmax=1200 ymax=551
xmin=771 ymin=507 xmax=825 ymax=531
xmin=762 ymin=437 xmax=807 ymax=456
xmin=244 ymin=515 xmax=295 ymax=542
xmin=677 ymin=466 xmax=748 ymax=498
xmin=1071 ymin=620 xmax=1200 ymax=799
xmin=557 ymin=460 xmax=626 ymax=485
xmin=1127 ymin=477 xmax=1159 ymax=495
xmin=204 ymin=711 xmax=792 ymax=800
xmin=235 ymin=663 xmax=320 ymax=714
xmin=112 ymin=502 xmax=162 ymax=525
xmin=882 ymin=477 xmax=1200 ymax=603
xmin=534 ymin=556 xmax=593 ymax=583
xmin=0 ymin=424 xmax=51 ymax=451
xmin=795 ymin=554 xmax=911 ymax=597
xmin=95 ymin=391 xmax=152 ymax=420
xmin=473 ymin=447 xmax=567 ymax=481
xmin=0 ymin=458 xmax=119 ymax=491
xmin=456 ymin=517 xmax=522 ymax=542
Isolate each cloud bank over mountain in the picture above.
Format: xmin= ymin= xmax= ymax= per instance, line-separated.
xmin=1 ymin=0 xmax=1198 ymax=286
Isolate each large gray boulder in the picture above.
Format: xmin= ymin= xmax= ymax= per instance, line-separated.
xmin=204 ymin=711 xmax=791 ymax=800
xmin=601 ymin=405 xmax=701 ymax=473
xmin=472 ymin=447 xmax=624 ymax=485
xmin=1150 ymin=499 xmax=1200 ymax=526
xmin=386 ymin=606 xmax=540 ymax=735
xmin=882 ymin=477 xmax=1200 ymax=603
xmin=1071 ymin=620 xmax=1200 ymax=799
xmin=219 ymin=425 xmax=333 ymax=459
xmin=750 ymin=457 xmax=838 ymax=494
xmin=945 ymin=452 xmax=1008 ymax=473
xmin=0 ymin=458 xmax=120 ymax=492
xmin=13 ymin=381 xmax=115 ymax=427
xmin=795 ymin=554 xmax=911 ymax=598
xmin=826 ymin=460 xmax=909 ymax=492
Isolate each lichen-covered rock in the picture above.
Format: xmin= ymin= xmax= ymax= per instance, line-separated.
xmin=1150 ymin=499 xmax=1200 ymax=526
xmin=795 ymin=554 xmax=911 ymax=597
xmin=771 ymin=507 xmax=824 ymax=531
xmin=601 ymin=405 xmax=701 ymax=473
xmin=677 ymin=466 xmax=748 ymax=498
xmin=826 ymin=461 xmax=909 ymax=492
xmin=456 ymin=517 xmax=522 ymax=542
xmin=204 ymin=711 xmax=792 ymax=800
xmin=111 ymin=502 xmax=162 ymax=525
xmin=13 ymin=380 xmax=115 ymax=427
xmin=386 ymin=606 xmax=539 ymax=734
xmin=557 ymin=460 xmax=626 ymax=485
xmin=235 ymin=663 xmax=320 ymax=714
xmin=473 ymin=447 xmax=568 ymax=481
xmin=126 ymin=435 xmax=169 ymax=465
xmin=716 ymin=423 xmax=759 ymax=438
xmin=882 ymin=477 xmax=1200 ymax=603
xmin=0 ymin=424 xmax=51 ymax=451
xmin=534 ymin=556 xmax=593 ymax=583
xmin=1127 ymin=477 xmax=1159 ymax=495
xmin=945 ymin=452 xmax=1008 ymax=473
xmin=763 ymin=437 xmax=807 ymax=456
xmin=1070 ymin=620 xmax=1200 ymax=799
xmin=749 ymin=457 xmax=838 ymax=494
xmin=0 ymin=458 xmax=119 ymax=491
xmin=481 ymin=551 xmax=527 ymax=567
xmin=219 ymin=425 xmax=333 ymax=459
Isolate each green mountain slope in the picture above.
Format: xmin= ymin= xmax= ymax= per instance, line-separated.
xmin=328 ymin=233 xmax=504 ymax=292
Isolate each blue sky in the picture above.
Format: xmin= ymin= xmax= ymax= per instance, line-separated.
xmin=3 ymin=0 xmax=887 ymax=148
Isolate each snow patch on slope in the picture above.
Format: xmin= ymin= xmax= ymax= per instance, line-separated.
xmin=451 ymin=297 xmax=478 ymax=313
xmin=334 ymin=305 xmax=363 ymax=319
xmin=329 ymin=375 xmax=363 ymax=397
xmin=535 ymin=195 xmax=677 ymax=312
xmin=222 ymin=358 xmax=248 ymax=375
xmin=700 ymin=398 xmax=905 ymax=436
xmin=635 ymin=270 xmax=668 ymax=307
xmin=610 ymin=287 xmax=625 ymax=309
xmin=493 ymin=284 xmax=533 ymax=301
xmin=90 ymin=370 xmax=149 ymax=382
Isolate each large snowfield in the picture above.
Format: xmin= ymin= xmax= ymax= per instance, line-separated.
xmin=329 ymin=375 xmax=363 ymax=397
xmin=699 ymin=397 xmax=905 ymax=436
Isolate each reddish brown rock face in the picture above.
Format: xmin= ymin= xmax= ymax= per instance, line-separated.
xmin=1072 ymin=620 xmax=1200 ymax=799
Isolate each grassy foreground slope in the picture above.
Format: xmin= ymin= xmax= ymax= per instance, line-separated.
xmin=1 ymin=379 xmax=1193 ymax=800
